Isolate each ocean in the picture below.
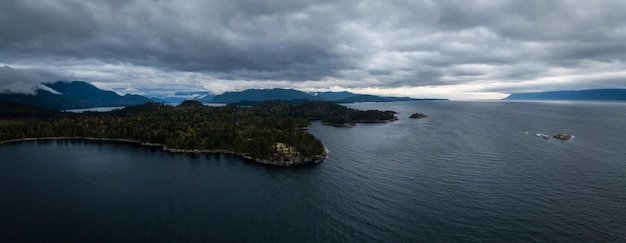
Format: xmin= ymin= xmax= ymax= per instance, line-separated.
xmin=1 ymin=101 xmax=625 ymax=242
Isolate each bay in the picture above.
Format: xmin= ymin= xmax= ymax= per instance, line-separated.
xmin=1 ymin=101 xmax=625 ymax=242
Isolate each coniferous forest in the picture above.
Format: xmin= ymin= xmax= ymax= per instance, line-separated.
xmin=0 ymin=101 xmax=397 ymax=166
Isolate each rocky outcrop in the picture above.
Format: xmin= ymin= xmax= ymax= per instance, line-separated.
xmin=535 ymin=133 xmax=573 ymax=140
xmin=409 ymin=113 xmax=428 ymax=119
xmin=256 ymin=142 xmax=328 ymax=166
xmin=553 ymin=133 xmax=572 ymax=140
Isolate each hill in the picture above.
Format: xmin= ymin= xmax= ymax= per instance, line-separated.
xmin=210 ymin=88 xmax=446 ymax=104
xmin=210 ymin=88 xmax=320 ymax=103
xmin=504 ymin=89 xmax=626 ymax=101
xmin=335 ymin=95 xmax=425 ymax=103
xmin=311 ymin=91 xmax=357 ymax=101
xmin=0 ymin=81 xmax=152 ymax=110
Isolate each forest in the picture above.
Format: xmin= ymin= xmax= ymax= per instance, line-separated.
xmin=0 ymin=101 xmax=397 ymax=166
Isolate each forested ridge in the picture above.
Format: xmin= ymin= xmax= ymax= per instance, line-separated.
xmin=0 ymin=100 xmax=397 ymax=166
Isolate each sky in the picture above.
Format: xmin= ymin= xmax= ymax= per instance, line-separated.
xmin=1 ymin=0 xmax=625 ymax=100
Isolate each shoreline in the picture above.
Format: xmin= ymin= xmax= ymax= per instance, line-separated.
xmin=0 ymin=137 xmax=328 ymax=166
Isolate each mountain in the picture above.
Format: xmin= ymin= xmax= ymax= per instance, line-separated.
xmin=311 ymin=91 xmax=357 ymax=101
xmin=504 ymin=89 xmax=626 ymax=101
xmin=335 ymin=95 xmax=428 ymax=103
xmin=209 ymin=88 xmax=447 ymax=104
xmin=210 ymin=88 xmax=320 ymax=103
xmin=149 ymin=91 xmax=214 ymax=104
xmin=335 ymin=94 xmax=390 ymax=103
xmin=0 ymin=81 xmax=152 ymax=110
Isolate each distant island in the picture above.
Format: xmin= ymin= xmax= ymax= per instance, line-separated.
xmin=504 ymin=89 xmax=626 ymax=101
xmin=0 ymin=101 xmax=398 ymax=166
xmin=208 ymin=88 xmax=446 ymax=104
xmin=409 ymin=113 xmax=428 ymax=119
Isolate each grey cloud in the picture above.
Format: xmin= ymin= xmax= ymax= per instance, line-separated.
xmin=0 ymin=0 xmax=352 ymax=80
xmin=541 ymin=41 xmax=626 ymax=64
xmin=0 ymin=66 xmax=49 ymax=94
xmin=1 ymin=0 xmax=626 ymax=97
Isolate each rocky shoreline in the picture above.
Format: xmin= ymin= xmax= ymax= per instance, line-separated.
xmin=0 ymin=137 xmax=328 ymax=166
xmin=322 ymin=118 xmax=398 ymax=127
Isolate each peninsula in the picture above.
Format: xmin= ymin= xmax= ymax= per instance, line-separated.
xmin=0 ymin=101 xmax=397 ymax=166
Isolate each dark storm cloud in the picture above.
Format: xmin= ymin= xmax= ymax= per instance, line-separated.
xmin=0 ymin=0 xmax=351 ymax=80
xmin=1 ymin=0 xmax=625 ymax=98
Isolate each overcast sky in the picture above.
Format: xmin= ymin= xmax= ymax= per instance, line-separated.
xmin=1 ymin=0 xmax=625 ymax=99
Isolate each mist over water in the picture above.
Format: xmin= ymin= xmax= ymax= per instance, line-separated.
xmin=1 ymin=101 xmax=625 ymax=242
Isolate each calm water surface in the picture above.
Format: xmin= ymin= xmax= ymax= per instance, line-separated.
xmin=1 ymin=101 xmax=625 ymax=242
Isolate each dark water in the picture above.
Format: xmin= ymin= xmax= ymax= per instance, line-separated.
xmin=1 ymin=101 xmax=625 ymax=242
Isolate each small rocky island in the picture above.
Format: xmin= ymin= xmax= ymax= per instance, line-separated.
xmin=409 ymin=113 xmax=428 ymax=119
xmin=535 ymin=132 xmax=573 ymax=140
xmin=553 ymin=133 xmax=572 ymax=140
xmin=0 ymin=101 xmax=397 ymax=166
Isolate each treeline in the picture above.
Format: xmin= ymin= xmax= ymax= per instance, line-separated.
xmin=247 ymin=101 xmax=397 ymax=126
xmin=0 ymin=100 xmax=397 ymax=162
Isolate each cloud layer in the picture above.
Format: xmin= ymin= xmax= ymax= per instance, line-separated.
xmin=1 ymin=0 xmax=626 ymax=99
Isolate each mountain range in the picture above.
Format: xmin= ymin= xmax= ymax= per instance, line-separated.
xmin=0 ymin=81 xmax=446 ymax=110
xmin=504 ymin=89 xmax=626 ymax=101
xmin=4 ymin=81 xmax=624 ymax=111
xmin=0 ymin=81 xmax=152 ymax=110
xmin=149 ymin=91 xmax=214 ymax=104
xmin=209 ymin=88 xmax=444 ymax=104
